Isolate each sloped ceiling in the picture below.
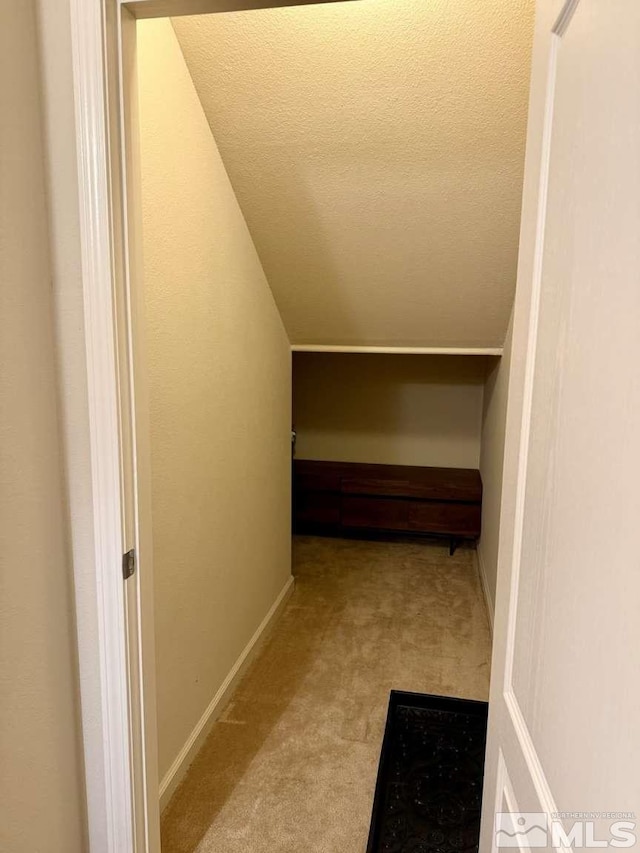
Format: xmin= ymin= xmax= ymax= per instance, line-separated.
xmin=172 ymin=0 xmax=534 ymax=348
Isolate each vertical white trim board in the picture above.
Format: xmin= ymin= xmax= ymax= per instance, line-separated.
xmin=159 ymin=576 xmax=295 ymax=811
xmin=475 ymin=546 xmax=495 ymax=637
xmin=69 ymin=0 xmax=134 ymax=850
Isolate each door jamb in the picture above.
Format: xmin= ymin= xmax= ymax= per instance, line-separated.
xmin=68 ymin=1 xmax=134 ymax=850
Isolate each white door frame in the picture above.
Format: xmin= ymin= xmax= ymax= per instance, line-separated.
xmin=67 ymin=1 xmax=358 ymax=851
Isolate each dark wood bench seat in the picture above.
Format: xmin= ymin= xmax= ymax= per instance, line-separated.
xmin=293 ymin=460 xmax=482 ymax=553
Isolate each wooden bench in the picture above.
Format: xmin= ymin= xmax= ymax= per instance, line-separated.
xmin=293 ymin=460 xmax=482 ymax=554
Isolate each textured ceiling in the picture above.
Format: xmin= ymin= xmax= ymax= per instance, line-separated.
xmin=172 ymin=0 xmax=534 ymax=348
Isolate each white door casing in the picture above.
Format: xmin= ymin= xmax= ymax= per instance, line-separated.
xmin=481 ymin=1 xmax=640 ymax=850
xmin=107 ymin=6 xmax=163 ymax=851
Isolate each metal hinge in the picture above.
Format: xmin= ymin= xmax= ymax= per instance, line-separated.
xmin=122 ymin=549 xmax=136 ymax=580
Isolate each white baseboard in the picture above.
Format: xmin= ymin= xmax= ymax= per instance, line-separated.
xmin=475 ymin=545 xmax=494 ymax=637
xmin=158 ymin=575 xmax=295 ymax=811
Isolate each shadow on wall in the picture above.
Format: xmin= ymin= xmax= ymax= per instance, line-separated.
xmin=292 ymin=353 xmax=488 ymax=469
xmin=223 ymin=156 xmax=366 ymax=342
xmin=196 ymin=146 xmax=522 ymax=347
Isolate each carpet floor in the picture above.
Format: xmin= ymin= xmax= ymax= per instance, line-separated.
xmin=160 ymin=535 xmax=492 ymax=853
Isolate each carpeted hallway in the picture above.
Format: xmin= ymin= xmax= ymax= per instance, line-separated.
xmin=160 ymin=535 xmax=492 ymax=852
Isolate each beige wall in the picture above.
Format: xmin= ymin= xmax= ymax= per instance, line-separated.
xmin=0 ymin=3 xmax=86 ymax=851
xmin=137 ymin=19 xmax=292 ymax=783
xmin=477 ymin=311 xmax=514 ymax=614
xmin=293 ymin=353 xmax=486 ymax=468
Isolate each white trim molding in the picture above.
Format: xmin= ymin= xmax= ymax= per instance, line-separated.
xmin=69 ymin=0 xmax=134 ymax=849
xmin=159 ymin=576 xmax=295 ymax=811
xmin=475 ymin=546 xmax=494 ymax=637
xmin=291 ymin=345 xmax=503 ymax=356
xmin=502 ymin=29 xmax=560 ymax=697
xmin=503 ymin=691 xmax=570 ymax=853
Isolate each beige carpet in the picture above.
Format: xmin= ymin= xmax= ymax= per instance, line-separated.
xmin=161 ymin=535 xmax=492 ymax=852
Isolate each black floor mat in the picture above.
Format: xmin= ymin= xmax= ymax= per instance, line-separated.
xmin=367 ymin=691 xmax=489 ymax=853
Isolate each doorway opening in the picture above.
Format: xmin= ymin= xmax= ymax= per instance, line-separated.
xmin=126 ymin=3 xmax=531 ymax=849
